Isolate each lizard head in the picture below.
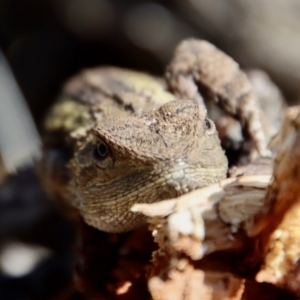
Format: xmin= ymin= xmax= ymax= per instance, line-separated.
xmin=70 ymin=100 xmax=228 ymax=232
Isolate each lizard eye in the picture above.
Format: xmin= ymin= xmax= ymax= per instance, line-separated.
xmin=205 ymin=118 xmax=211 ymax=129
xmin=93 ymin=142 xmax=108 ymax=161
xmin=205 ymin=118 xmax=215 ymax=135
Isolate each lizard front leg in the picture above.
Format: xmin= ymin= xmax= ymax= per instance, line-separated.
xmin=165 ymin=39 xmax=270 ymax=158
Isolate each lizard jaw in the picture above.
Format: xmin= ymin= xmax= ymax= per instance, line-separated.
xmin=74 ymin=160 xmax=227 ymax=233
xmin=155 ymin=160 xmax=227 ymax=195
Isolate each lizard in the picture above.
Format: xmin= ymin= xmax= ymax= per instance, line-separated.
xmin=38 ymin=39 xmax=268 ymax=233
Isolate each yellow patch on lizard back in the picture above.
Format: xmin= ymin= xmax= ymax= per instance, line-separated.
xmin=44 ymin=99 xmax=93 ymax=133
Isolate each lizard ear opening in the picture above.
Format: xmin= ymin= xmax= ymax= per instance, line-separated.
xmin=75 ymin=142 xmax=94 ymax=167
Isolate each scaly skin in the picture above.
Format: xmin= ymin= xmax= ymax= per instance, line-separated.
xmin=69 ymin=99 xmax=227 ymax=232
xmin=40 ymin=66 xmax=227 ymax=232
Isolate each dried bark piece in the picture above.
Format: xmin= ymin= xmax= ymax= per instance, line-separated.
xmin=132 ymin=175 xmax=269 ymax=300
xmin=132 ymin=106 xmax=300 ymax=299
xmin=244 ymin=107 xmax=300 ymax=295
xmin=228 ymin=157 xmax=273 ymax=177
xmin=166 ymin=39 xmax=270 ymax=157
xmin=246 ymin=69 xmax=286 ymax=140
xmin=132 ymin=175 xmax=270 ymax=260
xmin=133 ymin=177 xmax=261 ymax=299
xmin=148 ymin=257 xmax=245 ymax=300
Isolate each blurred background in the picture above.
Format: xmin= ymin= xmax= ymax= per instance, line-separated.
xmin=1 ymin=0 xmax=300 ymax=299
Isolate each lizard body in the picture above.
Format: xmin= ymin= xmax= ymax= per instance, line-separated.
xmin=39 ymin=39 xmax=269 ymax=232
xmin=40 ymin=66 xmax=227 ymax=232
